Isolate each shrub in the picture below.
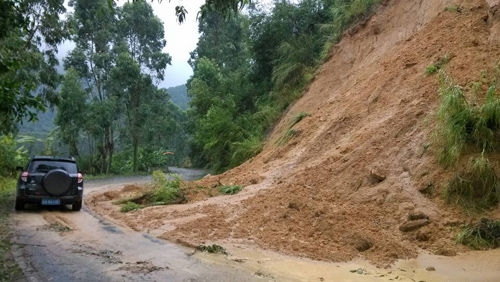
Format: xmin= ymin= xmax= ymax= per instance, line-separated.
xmin=149 ymin=172 xmax=185 ymax=204
xmin=230 ymin=135 xmax=263 ymax=168
xmin=425 ymin=54 xmax=450 ymax=76
xmin=426 ymin=64 xmax=438 ymax=75
xmin=152 ymin=170 xmax=168 ymax=188
xmin=219 ymin=185 xmax=242 ymax=195
xmin=444 ymin=155 xmax=499 ymax=210
xmin=120 ymin=201 xmax=143 ymax=213
xmin=457 ymin=219 xmax=499 ymax=249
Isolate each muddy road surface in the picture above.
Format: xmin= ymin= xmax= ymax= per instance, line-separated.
xmin=10 ymin=168 xmax=259 ymax=282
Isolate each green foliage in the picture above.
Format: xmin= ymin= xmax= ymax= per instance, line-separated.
xmin=167 ymin=85 xmax=190 ymax=110
xmin=152 ymin=170 xmax=168 ymax=188
xmin=196 ymin=244 xmax=228 ymax=254
xmin=426 ymin=64 xmax=438 ymax=75
xmin=444 ymin=155 xmax=499 ymax=210
xmin=149 ymin=171 xmax=185 ymax=204
xmin=444 ymin=5 xmax=463 ymax=13
xmin=0 ymin=177 xmax=23 ymax=280
xmin=276 ymin=129 xmax=300 ymax=146
xmin=435 ymin=70 xmax=499 ymax=167
xmin=0 ymin=136 xmax=28 ymax=177
xmin=425 ymin=55 xmax=450 ymax=76
xmin=290 ymin=112 xmax=311 ymax=128
xmin=457 ymin=219 xmax=500 ymax=249
xmin=436 ymin=68 xmax=500 ymax=211
xmin=219 ymin=185 xmax=242 ymax=195
xmin=55 ymin=68 xmax=87 ymax=156
xmin=188 ymin=0 xmax=381 ymax=172
xmin=120 ymin=201 xmax=143 ymax=213
xmin=0 ymin=0 xmax=67 ymax=135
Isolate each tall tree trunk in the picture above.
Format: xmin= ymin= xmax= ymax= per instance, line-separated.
xmin=69 ymin=139 xmax=79 ymax=157
xmin=133 ymin=136 xmax=138 ymax=172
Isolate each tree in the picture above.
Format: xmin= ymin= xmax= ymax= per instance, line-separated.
xmin=66 ymin=0 xmax=116 ymax=173
xmin=55 ymin=69 xmax=87 ymax=156
xmin=107 ymin=0 xmax=171 ymax=171
xmin=107 ymin=53 xmax=151 ymax=171
xmin=0 ymin=0 xmax=67 ymax=135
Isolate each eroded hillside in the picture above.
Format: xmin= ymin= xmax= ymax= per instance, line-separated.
xmin=89 ymin=0 xmax=500 ymax=266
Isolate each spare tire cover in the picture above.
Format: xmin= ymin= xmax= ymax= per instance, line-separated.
xmin=43 ymin=169 xmax=72 ymax=196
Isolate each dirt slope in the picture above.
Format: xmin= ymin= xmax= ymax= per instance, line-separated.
xmin=89 ymin=0 xmax=500 ymax=266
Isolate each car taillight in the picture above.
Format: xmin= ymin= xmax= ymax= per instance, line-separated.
xmin=21 ymin=171 xmax=29 ymax=182
xmin=77 ymin=172 xmax=83 ymax=184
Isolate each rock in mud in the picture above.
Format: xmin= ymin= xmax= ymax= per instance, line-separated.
xmin=408 ymin=211 xmax=429 ymax=221
xmin=369 ymin=168 xmax=386 ymax=183
xmin=354 ymin=237 xmax=373 ymax=252
xmin=426 ymin=266 xmax=436 ymax=271
xmin=399 ymin=219 xmax=430 ymax=232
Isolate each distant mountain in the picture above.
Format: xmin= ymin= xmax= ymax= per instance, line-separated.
xmin=166 ymin=84 xmax=190 ymax=110
xmin=18 ymin=108 xmax=56 ymax=137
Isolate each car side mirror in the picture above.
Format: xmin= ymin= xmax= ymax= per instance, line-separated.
xmin=16 ymin=166 xmax=24 ymax=171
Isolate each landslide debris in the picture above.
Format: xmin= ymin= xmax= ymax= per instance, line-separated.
xmin=89 ymin=0 xmax=500 ymax=266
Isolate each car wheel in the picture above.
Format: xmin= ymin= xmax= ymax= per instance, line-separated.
xmin=15 ymin=198 xmax=25 ymax=211
xmin=72 ymin=200 xmax=82 ymax=211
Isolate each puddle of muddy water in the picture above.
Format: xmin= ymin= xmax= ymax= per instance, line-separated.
xmin=193 ymin=243 xmax=500 ymax=282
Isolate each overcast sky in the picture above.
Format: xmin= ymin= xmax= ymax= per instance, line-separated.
xmin=57 ymin=0 xmax=277 ymax=89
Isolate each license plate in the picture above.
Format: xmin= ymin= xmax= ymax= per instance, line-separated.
xmin=41 ymin=199 xmax=61 ymax=205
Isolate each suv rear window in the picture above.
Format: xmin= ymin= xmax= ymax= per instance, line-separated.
xmin=29 ymin=160 xmax=77 ymax=174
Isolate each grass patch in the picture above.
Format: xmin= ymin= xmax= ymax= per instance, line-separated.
xmin=435 ymin=67 xmax=500 ymax=211
xmin=275 ymin=129 xmax=300 ymax=146
xmin=290 ymin=112 xmax=311 ymax=128
xmin=196 ymin=244 xmax=228 ymax=255
xmin=425 ymin=54 xmax=450 ymax=76
xmin=457 ymin=219 xmax=499 ymax=249
xmin=0 ymin=177 xmax=23 ymax=280
xmin=444 ymin=155 xmax=499 ymax=211
xmin=444 ymin=5 xmax=463 ymax=13
xmin=435 ymin=70 xmax=499 ymax=167
xmin=219 ymin=185 xmax=242 ymax=195
xmin=120 ymin=201 xmax=143 ymax=213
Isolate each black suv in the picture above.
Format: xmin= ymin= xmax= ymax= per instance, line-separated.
xmin=16 ymin=156 xmax=83 ymax=211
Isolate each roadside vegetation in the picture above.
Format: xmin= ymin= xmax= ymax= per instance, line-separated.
xmin=188 ymin=0 xmax=381 ymax=172
xmin=0 ymin=178 xmax=23 ymax=280
xmin=117 ymin=171 xmax=186 ymax=212
xmin=433 ymin=66 xmax=499 ymax=212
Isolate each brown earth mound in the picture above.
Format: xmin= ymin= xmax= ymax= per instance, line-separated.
xmin=89 ymin=0 xmax=500 ymax=267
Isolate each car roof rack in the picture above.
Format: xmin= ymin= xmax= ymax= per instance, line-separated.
xmin=31 ymin=156 xmax=76 ymax=162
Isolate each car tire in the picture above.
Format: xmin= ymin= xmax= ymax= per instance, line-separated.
xmin=72 ymin=200 xmax=82 ymax=211
xmin=15 ymin=198 xmax=24 ymax=211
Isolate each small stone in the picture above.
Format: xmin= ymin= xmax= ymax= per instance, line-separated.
xmin=435 ymin=248 xmax=456 ymax=256
xmin=426 ymin=266 xmax=436 ymax=271
xmin=370 ymin=168 xmax=386 ymax=182
xmin=408 ymin=211 xmax=429 ymax=221
xmin=354 ymin=238 xmax=373 ymax=252
xmin=399 ymin=219 xmax=430 ymax=232
xmin=287 ymin=202 xmax=300 ymax=210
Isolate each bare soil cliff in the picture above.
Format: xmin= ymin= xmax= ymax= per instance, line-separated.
xmin=89 ymin=0 xmax=500 ymax=266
